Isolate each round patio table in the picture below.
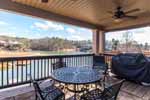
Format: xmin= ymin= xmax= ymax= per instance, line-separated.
xmin=51 ymin=67 xmax=102 ymax=100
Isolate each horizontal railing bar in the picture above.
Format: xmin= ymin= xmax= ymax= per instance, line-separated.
xmin=0 ymin=53 xmax=94 ymax=61
xmin=100 ymin=53 xmax=115 ymax=56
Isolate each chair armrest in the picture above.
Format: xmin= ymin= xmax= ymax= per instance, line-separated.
xmin=84 ymin=65 xmax=92 ymax=68
xmin=38 ymin=79 xmax=54 ymax=86
xmin=101 ymin=87 xmax=114 ymax=98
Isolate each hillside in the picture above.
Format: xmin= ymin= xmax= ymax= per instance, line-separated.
xmin=0 ymin=35 xmax=92 ymax=52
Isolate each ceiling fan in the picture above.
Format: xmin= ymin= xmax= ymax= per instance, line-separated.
xmin=108 ymin=6 xmax=140 ymax=22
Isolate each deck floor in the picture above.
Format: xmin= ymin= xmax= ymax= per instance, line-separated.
xmin=118 ymin=81 xmax=150 ymax=100
xmin=0 ymin=79 xmax=150 ymax=100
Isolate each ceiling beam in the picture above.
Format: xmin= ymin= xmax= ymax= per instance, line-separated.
xmin=105 ymin=22 xmax=150 ymax=32
xmin=0 ymin=0 xmax=103 ymax=30
xmin=105 ymin=15 xmax=150 ymax=32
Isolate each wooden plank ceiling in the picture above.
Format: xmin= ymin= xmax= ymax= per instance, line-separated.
xmin=8 ymin=0 xmax=150 ymax=31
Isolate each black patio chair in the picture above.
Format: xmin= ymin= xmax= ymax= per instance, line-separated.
xmin=52 ymin=61 xmax=66 ymax=70
xmin=93 ymin=55 xmax=108 ymax=75
xmin=52 ymin=61 xmax=67 ymax=92
xmin=80 ymin=79 xmax=124 ymax=100
xmin=93 ymin=55 xmax=109 ymax=88
xmin=30 ymin=77 xmax=65 ymax=100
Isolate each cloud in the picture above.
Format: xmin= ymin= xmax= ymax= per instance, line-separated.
xmin=68 ymin=31 xmax=92 ymax=40
xmin=64 ymin=27 xmax=92 ymax=40
xmin=70 ymin=35 xmax=85 ymax=40
xmin=46 ymin=21 xmax=64 ymax=30
xmin=66 ymin=28 xmax=76 ymax=33
xmin=34 ymin=22 xmax=49 ymax=30
xmin=0 ymin=32 xmax=16 ymax=37
xmin=33 ymin=21 xmax=64 ymax=31
xmin=0 ymin=21 xmax=8 ymax=25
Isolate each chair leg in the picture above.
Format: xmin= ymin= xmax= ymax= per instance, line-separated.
xmin=57 ymin=95 xmax=65 ymax=100
xmin=35 ymin=94 xmax=38 ymax=100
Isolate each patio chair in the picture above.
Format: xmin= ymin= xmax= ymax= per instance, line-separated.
xmin=52 ymin=60 xmax=66 ymax=70
xmin=52 ymin=60 xmax=67 ymax=88
xmin=80 ymin=79 xmax=124 ymax=100
xmin=30 ymin=77 xmax=65 ymax=100
xmin=93 ymin=55 xmax=109 ymax=88
xmin=93 ymin=55 xmax=108 ymax=75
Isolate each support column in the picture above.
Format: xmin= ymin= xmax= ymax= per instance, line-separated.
xmin=99 ymin=30 xmax=105 ymax=53
xmin=92 ymin=29 xmax=105 ymax=54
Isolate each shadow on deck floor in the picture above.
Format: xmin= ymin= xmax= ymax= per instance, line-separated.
xmin=0 ymin=80 xmax=150 ymax=100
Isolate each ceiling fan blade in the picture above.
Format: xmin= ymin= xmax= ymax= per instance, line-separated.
xmin=124 ymin=15 xmax=138 ymax=19
xmin=125 ymin=8 xmax=140 ymax=14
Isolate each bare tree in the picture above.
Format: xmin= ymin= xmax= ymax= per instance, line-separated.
xmin=112 ymin=38 xmax=119 ymax=50
xmin=122 ymin=31 xmax=133 ymax=52
xmin=144 ymin=42 xmax=149 ymax=50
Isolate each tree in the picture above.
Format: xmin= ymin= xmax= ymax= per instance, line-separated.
xmin=112 ymin=38 xmax=119 ymax=50
xmin=144 ymin=42 xmax=149 ymax=50
xmin=122 ymin=31 xmax=133 ymax=52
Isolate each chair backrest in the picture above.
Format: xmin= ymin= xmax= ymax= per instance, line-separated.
xmin=30 ymin=76 xmax=44 ymax=100
xmin=93 ymin=55 xmax=108 ymax=74
xmin=102 ymin=80 xmax=125 ymax=100
xmin=52 ymin=61 xmax=66 ymax=70
xmin=93 ymin=55 xmax=105 ymax=65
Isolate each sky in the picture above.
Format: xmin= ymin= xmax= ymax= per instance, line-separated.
xmin=106 ymin=26 xmax=150 ymax=44
xmin=0 ymin=10 xmax=149 ymax=44
xmin=0 ymin=10 xmax=92 ymax=40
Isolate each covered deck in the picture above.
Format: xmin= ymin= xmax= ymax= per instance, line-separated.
xmin=1 ymin=78 xmax=150 ymax=100
xmin=0 ymin=0 xmax=150 ymax=100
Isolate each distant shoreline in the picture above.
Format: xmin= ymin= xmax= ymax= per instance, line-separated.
xmin=0 ymin=51 xmax=40 ymax=57
xmin=0 ymin=50 xmax=70 ymax=58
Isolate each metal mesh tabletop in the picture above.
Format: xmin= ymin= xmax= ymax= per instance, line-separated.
xmin=52 ymin=67 xmax=102 ymax=84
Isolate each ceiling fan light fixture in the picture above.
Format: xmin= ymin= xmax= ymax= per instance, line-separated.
xmin=114 ymin=18 xmax=122 ymax=23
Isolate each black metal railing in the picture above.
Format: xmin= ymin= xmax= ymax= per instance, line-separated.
xmin=0 ymin=54 xmax=93 ymax=89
